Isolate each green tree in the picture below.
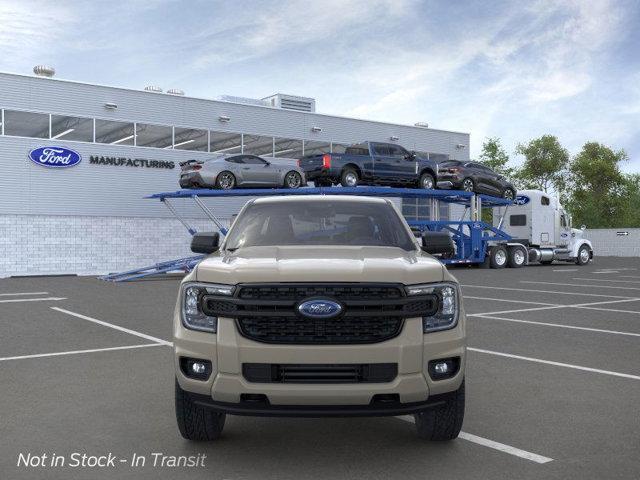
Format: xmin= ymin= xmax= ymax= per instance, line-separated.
xmin=478 ymin=137 xmax=515 ymax=178
xmin=515 ymin=135 xmax=569 ymax=193
xmin=566 ymin=142 xmax=628 ymax=228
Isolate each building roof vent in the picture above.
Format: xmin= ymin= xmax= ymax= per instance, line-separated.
xmin=262 ymin=93 xmax=316 ymax=113
xmin=144 ymin=85 xmax=163 ymax=93
xmin=167 ymin=88 xmax=185 ymax=96
xmin=414 ymin=122 xmax=429 ymax=128
xmin=217 ymin=95 xmax=270 ymax=107
xmin=33 ymin=65 xmax=55 ymax=78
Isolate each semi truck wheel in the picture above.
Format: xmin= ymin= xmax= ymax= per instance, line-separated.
xmin=415 ymin=380 xmax=465 ymax=441
xmin=507 ymin=246 xmax=526 ymax=268
xmin=175 ymin=380 xmax=226 ymax=441
xmin=576 ymin=245 xmax=591 ymax=265
xmin=489 ymin=245 xmax=508 ymax=269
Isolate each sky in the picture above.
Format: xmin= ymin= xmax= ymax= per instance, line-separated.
xmin=1 ymin=0 xmax=639 ymax=171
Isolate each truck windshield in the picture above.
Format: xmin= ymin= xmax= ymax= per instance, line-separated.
xmin=224 ymin=201 xmax=416 ymax=250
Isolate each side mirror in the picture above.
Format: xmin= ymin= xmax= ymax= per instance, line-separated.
xmin=191 ymin=232 xmax=220 ymax=254
xmin=581 ymin=225 xmax=586 ymax=230
xmin=421 ymin=231 xmax=454 ymax=257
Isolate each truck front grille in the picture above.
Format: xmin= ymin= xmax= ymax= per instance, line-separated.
xmin=236 ymin=315 xmax=403 ymax=344
xmin=201 ymin=283 xmax=437 ymax=345
xmin=242 ymin=363 xmax=398 ymax=383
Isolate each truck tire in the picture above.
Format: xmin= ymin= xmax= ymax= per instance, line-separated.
xmin=415 ymin=380 xmax=465 ymax=441
xmin=419 ymin=172 xmax=435 ymax=189
xmin=507 ymin=246 xmax=526 ymax=268
xmin=175 ymin=380 xmax=226 ymax=441
xmin=489 ymin=245 xmax=508 ymax=269
xmin=340 ymin=168 xmax=359 ymax=187
xmin=576 ymin=245 xmax=591 ymax=265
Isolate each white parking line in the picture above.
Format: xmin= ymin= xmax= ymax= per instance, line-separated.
xmin=521 ymin=281 xmax=640 ymax=291
xmin=462 ymin=284 xmax=637 ymax=299
xmin=468 ymin=347 xmax=640 ymax=381
xmin=573 ymin=277 xmax=640 ymax=284
xmin=464 ymin=296 xmax=558 ymax=307
xmin=466 ymin=298 xmax=640 ymax=318
xmin=0 ymin=292 xmax=49 ymax=296
xmin=397 ymin=416 xmax=553 ymax=464
xmin=473 ymin=314 xmax=640 ymax=338
xmin=0 ymin=343 xmax=164 ymax=362
xmin=0 ymin=297 xmax=67 ymax=304
xmin=51 ymin=307 xmax=173 ymax=346
xmin=553 ymin=269 xmax=578 ymax=272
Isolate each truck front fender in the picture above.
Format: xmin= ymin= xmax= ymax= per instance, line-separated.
xmin=571 ymin=238 xmax=593 ymax=258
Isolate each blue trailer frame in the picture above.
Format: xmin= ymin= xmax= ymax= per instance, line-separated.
xmin=100 ymin=186 xmax=512 ymax=281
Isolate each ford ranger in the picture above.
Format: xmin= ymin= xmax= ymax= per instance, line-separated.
xmin=174 ymin=195 xmax=466 ymax=441
xmin=298 ymin=142 xmax=439 ymax=189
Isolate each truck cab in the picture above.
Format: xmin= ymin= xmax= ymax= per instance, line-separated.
xmin=496 ymin=190 xmax=593 ymax=265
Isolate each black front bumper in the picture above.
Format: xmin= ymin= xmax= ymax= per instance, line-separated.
xmin=190 ymin=390 xmax=454 ymax=418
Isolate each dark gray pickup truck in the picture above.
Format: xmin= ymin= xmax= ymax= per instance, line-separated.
xmin=298 ymin=142 xmax=439 ymax=189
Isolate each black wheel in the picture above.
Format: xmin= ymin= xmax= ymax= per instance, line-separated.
xmin=576 ymin=245 xmax=591 ymax=265
xmin=419 ymin=172 xmax=435 ymax=189
xmin=507 ymin=246 xmax=526 ymax=268
xmin=415 ymin=380 xmax=465 ymax=441
xmin=340 ymin=168 xmax=359 ymax=187
xmin=489 ymin=245 xmax=508 ymax=269
xmin=175 ymin=380 xmax=225 ymax=441
xmin=215 ymin=171 xmax=236 ymax=190
xmin=461 ymin=178 xmax=475 ymax=192
xmin=284 ymin=171 xmax=303 ymax=189
xmin=502 ymin=188 xmax=515 ymax=200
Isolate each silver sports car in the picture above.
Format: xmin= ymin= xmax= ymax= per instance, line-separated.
xmin=179 ymin=154 xmax=307 ymax=189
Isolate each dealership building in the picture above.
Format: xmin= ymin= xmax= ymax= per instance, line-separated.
xmin=0 ymin=68 xmax=470 ymax=277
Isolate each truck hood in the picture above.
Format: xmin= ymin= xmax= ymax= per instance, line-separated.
xmin=195 ymin=246 xmax=445 ymax=285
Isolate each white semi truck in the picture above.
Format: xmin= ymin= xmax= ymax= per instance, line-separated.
xmin=491 ymin=189 xmax=593 ymax=267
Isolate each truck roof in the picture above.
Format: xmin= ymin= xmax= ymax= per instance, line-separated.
xmin=252 ymin=195 xmax=389 ymax=205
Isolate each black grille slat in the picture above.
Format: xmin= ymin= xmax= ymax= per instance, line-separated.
xmin=243 ymin=363 xmax=398 ymax=384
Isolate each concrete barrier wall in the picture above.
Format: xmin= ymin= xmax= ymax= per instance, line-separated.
xmin=583 ymin=228 xmax=640 ymax=257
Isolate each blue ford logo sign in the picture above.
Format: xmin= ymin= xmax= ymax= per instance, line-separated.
xmin=298 ymin=299 xmax=342 ymax=319
xmin=28 ymin=146 xmax=82 ymax=168
xmin=514 ymin=195 xmax=530 ymax=205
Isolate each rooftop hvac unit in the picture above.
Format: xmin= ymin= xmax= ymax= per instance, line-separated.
xmin=167 ymin=88 xmax=185 ymax=96
xmin=33 ymin=65 xmax=55 ymax=77
xmin=144 ymin=85 xmax=163 ymax=93
xmin=262 ymin=93 xmax=316 ymax=113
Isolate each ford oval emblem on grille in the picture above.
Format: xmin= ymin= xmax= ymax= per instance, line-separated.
xmin=297 ymin=299 xmax=342 ymax=319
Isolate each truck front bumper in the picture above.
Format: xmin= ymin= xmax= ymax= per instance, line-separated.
xmin=174 ymin=315 xmax=466 ymax=416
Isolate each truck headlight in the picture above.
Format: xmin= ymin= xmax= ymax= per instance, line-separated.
xmin=181 ymin=282 xmax=234 ymax=333
xmin=406 ymin=282 xmax=459 ymax=333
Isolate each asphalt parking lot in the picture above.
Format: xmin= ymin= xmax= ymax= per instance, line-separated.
xmin=1 ymin=257 xmax=639 ymax=480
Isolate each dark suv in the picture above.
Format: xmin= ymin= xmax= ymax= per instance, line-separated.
xmin=437 ymin=160 xmax=516 ymax=199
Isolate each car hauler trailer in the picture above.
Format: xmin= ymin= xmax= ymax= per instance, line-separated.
xmin=100 ymin=186 xmax=593 ymax=282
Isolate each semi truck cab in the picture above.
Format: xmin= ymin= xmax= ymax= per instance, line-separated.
xmin=496 ymin=189 xmax=593 ymax=265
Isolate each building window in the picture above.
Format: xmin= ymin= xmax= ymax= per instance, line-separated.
xmin=303 ymin=140 xmax=331 ymax=156
xmin=135 ymin=123 xmax=172 ymax=148
xmin=273 ymin=137 xmax=303 ymax=159
xmin=210 ymin=131 xmax=242 ymax=154
xmin=50 ymin=114 xmax=94 ymax=142
xmin=401 ymin=199 xmax=449 ymax=222
xmin=173 ymin=127 xmax=208 ymax=151
xmin=95 ymin=119 xmax=135 ymax=145
xmin=331 ymin=143 xmax=349 ymax=154
xmin=243 ymin=134 xmax=274 ymax=156
xmin=3 ymin=110 xmax=50 ymax=139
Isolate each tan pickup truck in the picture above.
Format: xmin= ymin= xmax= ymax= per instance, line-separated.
xmin=173 ymin=195 xmax=466 ymax=441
